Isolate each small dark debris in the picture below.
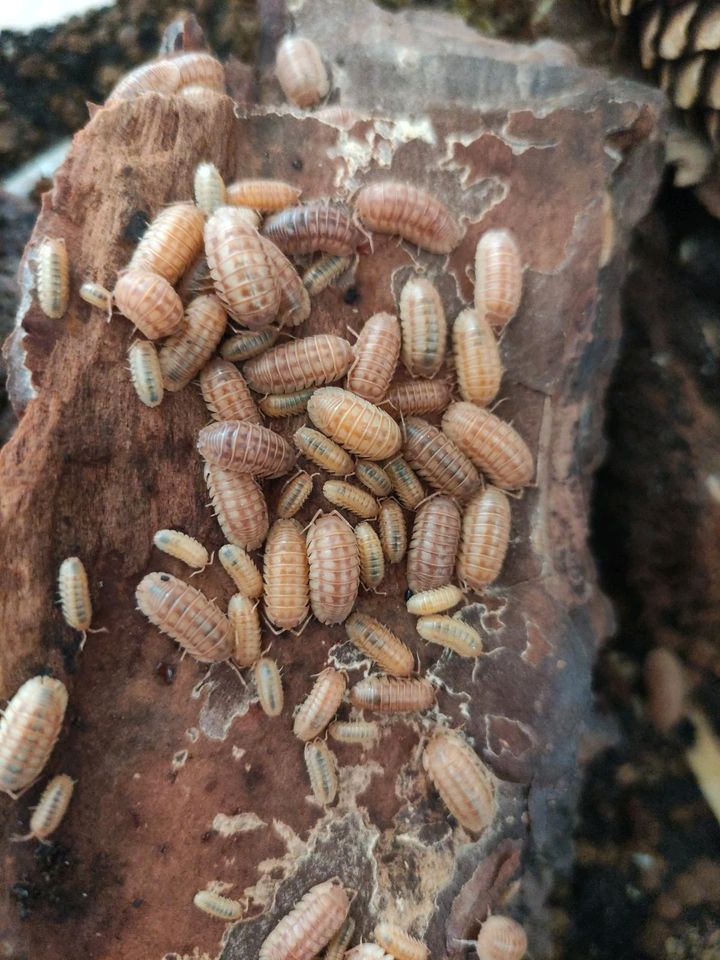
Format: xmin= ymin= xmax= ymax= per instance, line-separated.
xmin=291 ymin=157 xmax=303 ymax=171
xmin=132 ymin=898 xmax=144 ymax=908
xmin=122 ymin=210 xmax=149 ymax=244
xmin=200 ymin=830 xmax=215 ymax=843
xmin=344 ymin=286 xmax=359 ymax=305
xmin=159 ymin=573 xmax=170 ymax=582
xmin=154 ymin=660 xmax=176 ymax=685
xmin=404 ymin=588 xmax=413 ymax=601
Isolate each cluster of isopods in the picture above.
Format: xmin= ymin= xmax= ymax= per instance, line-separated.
xmin=14 ymin=33 xmax=533 ymax=960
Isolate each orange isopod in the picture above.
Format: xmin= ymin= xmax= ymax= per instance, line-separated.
xmin=323 ymin=481 xmax=378 ymax=519
xmin=275 ymin=35 xmax=329 ymax=108
xmin=374 ymin=923 xmax=429 ymax=960
xmin=106 ymin=58 xmax=182 ymax=102
xmin=417 ymin=615 xmax=483 ymax=657
xmin=128 ymin=339 xmax=164 ymax=407
xmin=259 ymin=389 xmax=314 ymax=419
xmin=220 ymin=326 xmax=279 ymax=362
xmin=294 ymin=427 xmax=354 ymax=476
xmin=452 ymin=309 xmax=502 ymax=406
xmin=129 ymin=203 xmax=205 ymax=284
xmin=476 ymin=915 xmax=528 ymax=960
xmin=218 ymin=543 xmax=263 ymax=598
xmin=345 ymin=612 xmax=414 ymax=676
xmin=226 ymin=179 xmax=302 ymax=212
xmin=355 ymin=521 xmax=385 ymax=589
xmin=197 ymin=420 xmax=296 ymax=478
xmin=204 ymin=464 xmax=269 ymax=550
xmin=255 ymin=656 xmax=284 ymax=716
xmin=173 ymin=51 xmax=226 ymax=91
xmin=378 ymin=498 xmax=407 ymax=564
xmin=355 ymin=460 xmax=392 ymax=497
xmin=457 ymin=486 xmax=511 ymax=590
xmin=307 ymin=387 xmax=401 ymax=460
xmin=277 ymin=471 xmax=314 ymax=518
xmin=194 ymin=161 xmax=226 ymax=215
xmin=302 ymin=254 xmax=352 ymax=295
xmin=399 ymin=277 xmax=447 ymax=378
xmin=383 ymin=379 xmax=452 ymax=417
xmin=259 ymin=878 xmax=349 ymax=960
xmin=384 ymin=456 xmax=425 ymax=509
xmin=200 ymin=357 xmax=261 ymax=424
xmin=349 ymin=676 xmax=435 ymax=713
xmin=114 ymin=270 xmax=184 ymax=340
xmin=293 ymin=667 xmax=347 ymax=741
xmin=228 ymin=593 xmax=262 ymax=666
xmin=259 ymin=237 xmax=311 ymax=327
xmin=442 ymin=403 xmax=534 ymax=489
xmin=355 ymin=181 xmax=462 ymax=254
xmin=422 ymin=728 xmax=496 ymax=833
xmin=346 ymin=312 xmax=400 ymax=403
xmin=306 ymin=513 xmax=359 ymax=624
xmin=36 ymin=238 xmax=69 ymax=319
xmin=406 ymin=584 xmax=464 ymax=616
xmin=403 ymin=417 xmax=479 ymax=501
xmin=263 ymin=519 xmax=310 ymax=630
xmin=0 ymin=676 xmax=68 ymax=796
xmin=407 ymin=495 xmax=461 ymax=592
xmin=244 ymin=334 xmax=354 ymax=394
xmin=474 ymin=228 xmax=523 ymax=328
xmin=159 ymin=294 xmax=227 ymax=391
xmin=304 ymin=739 xmax=338 ymax=805
xmin=262 ymin=202 xmax=367 ymax=257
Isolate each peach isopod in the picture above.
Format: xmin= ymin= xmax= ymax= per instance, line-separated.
xmin=304 ymin=739 xmax=338 ymax=805
xmin=354 ymin=521 xmax=385 ymax=589
xmin=384 ymin=456 xmax=425 ymax=509
xmin=259 ymin=878 xmax=349 ymax=960
xmin=328 ymin=720 xmax=379 ymax=747
xmin=204 ymin=464 xmax=269 ymax=550
xmin=277 ymin=471 xmax=314 ymax=519
xmin=218 ymin=543 xmax=263 ymax=598
xmin=275 ymin=35 xmax=329 ymax=107
xmin=378 ymin=499 xmax=407 ymax=564
xmin=374 ymin=923 xmax=429 ymax=960
xmin=417 ymin=615 xmax=483 ymax=657
xmin=159 ymin=294 xmax=227 ymax=391
xmin=173 ymin=51 xmax=226 ymax=91
xmin=255 ymin=657 xmax=284 ymax=716
xmin=114 ymin=270 xmax=184 ymax=340
xmin=228 ymin=593 xmax=262 ymax=667
xmin=441 ymin=403 xmax=534 ymax=489
xmin=307 ymin=387 xmax=401 ymax=460
xmin=200 ymin=357 xmax=261 ymax=424
xmin=0 ymin=677 xmax=68 ymax=796
xmin=346 ymin=312 xmax=400 ymax=403
xmin=323 ymin=481 xmax=378 ymax=519
xmin=345 ymin=612 xmax=414 ymax=676
xmin=383 ymin=379 xmax=452 ymax=417
xmin=106 ymin=58 xmax=182 ymax=102
xmin=355 ymin=181 xmax=462 ymax=254
xmin=355 ymin=460 xmax=392 ymax=497
xmin=58 ymin=556 xmax=92 ymax=633
xmin=263 ymin=519 xmax=309 ymax=630
xmin=153 ymin=530 xmax=209 ymax=569
xmin=403 ymin=417 xmax=479 ymax=501
xmin=306 ymin=513 xmax=359 ymax=624
xmin=244 ymin=334 xmax=354 ymax=394
xmin=399 ymin=277 xmax=447 ymax=378
xmin=294 ymin=427 xmax=354 ymax=476
xmin=36 ymin=238 xmax=69 ymax=319
xmin=260 ymin=236 xmax=311 ymax=328
xmin=226 ymin=179 xmax=302 ymax=211
xmin=474 ymin=228 xmax=523 ymax=328
xmin=457 ymin=486 xmax=511 ymax=591
xmin=220 ymin=326 xmax=279 ymax=362
xmin=197 ymin=419 xmax=296 ymax=478
xmin=293 ymin=667 xmax=347 ymax=741
xmin=407 ymin=495 xmax=461 ymax=592
xmin=193 ymin=890 xmax=244 ymax=921
xmin=349 ymin=676 xmax=435 ymax=714
xmin=476 ymin=915 xmax=528 ymax=960
xmin=406 ymin=585 xmax=464 ymax=616
xmin=129 ymin=203 xmax=205 ymax=284
xmin=128 ymin=339 xmax=164 ymax=408
xmin=422 ymin=728 xmax=496 ymax=833
xmin=262 ymin=202 xmax=366 ymax=257
xmin=452 ymin=309 xmax=502 ymax=406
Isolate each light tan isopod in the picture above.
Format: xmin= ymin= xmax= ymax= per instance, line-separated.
xmin=194 ymin=162 xmax=226 ymax=215
xmin=153 ymin=530 xmax=209 ymax=569
xmin=159 ymin=294 xmax=227 ymax=392
xmin=399 ymin=277 xmax=447 ymax=378
xmin=262 ymin=202 xmax=367 ymax=257
xmin=306 ymin=513 xmax=359 ymax=624
xmin=324 ymin=915 xmax=356 ymax=960
xmin=422 ymin=728 xmax=496 ymax=833
xmin=406 ymin=585 xmax=464 ymax=616
xmin=193 ymin=889 xmax=244 ymax=921
xmin=323 ymin=481 xmax=378 ymax=519
xmin=476 ymin=915 xmax=528 ymax=960
xmin=275 ymin=35 xmax=329 ymax=108
xmin=453 ymin=308 xmax=502 ymax=406
xmin=457 ymin=486 xmax=511 ymax=591
xmin=260 ymin=237 xmax=311 ymax=327
xmin=355 ymin=460 xmax=392 ymax=497
xmin=383 ymin=379 xmax=452 ymax=417
xmin=204 ymin=207 xmax=280 ymax=329
xmin=13 ymin=773 xmax=74 ymax=843
xmin=220 ymin=326 xmax=279 ymax=362
xmin=114 ymin=270 xmax=184 ymax=340
xmin=226 ymin=179 xmax=302 ymax=212
xmin=200 ymin=357 xmax=260 ymax=424
xmin=294 ymin=427 xmax=354 ymax=476
xmin=384 ymin=456 xmax=425 ymax=509
xmin=307 ymin=387 xmax=401 ymax=460
xmin=354 ymin=521 xmax=385 ymax=589
xmin=441 ymin=403 xmax=534 ymax=489
xmin=58 ymin=556 xmax=92 ymax=633
xmin=197 ymin=419 xmax=296 ymax=478
xmin=303 ymin=254 xmax=352 ymax=295
xmin=106 ymin=58 xmax=182 ymax=102
xmin=328 ymin=720 xmax=379 ymax=747
xmin=136 ymin=572 xmax=234 ymax=662
xmin=259 ymin=389 xmax=314 ymax=418
xmin=403 ymin=417 xmax=480 ymax=501
xmin=378 ymin=499 xmax=407 ymax=564
xmin=349 ymin=676 xmax=435 ymax=714
xmin=374 ymin=923 xmax=429 ymax=960
xmin=173 ymin=51 xmax=226 ymax=91
xmin=128 ymin=339 xmax=164 ymax=407
xmin=129 ymin=203 xmax=205 ymax=284
xmin=293 ymin=667 xmax=347 ymax=741
xmin=259 ymin=878 xmax=349 ymax=960
xmin=79 ymin=280 xmax=112 ymax=319
xmin=644 ymin=647 xmax=688 ymax=734
xmin=277 ymin=471 xmax=314 ymax=519
xmin=346 ymin=948 xmax=393 ymax=960
xmin=255 ymin=656 xmax=284 ymax=716
xmin=36 ymin=238 xmax=69 ymax=319
xmin=407 ymin=495 xmax=461 ymax=592
xmin=228 ymin=593 xmax=262 ymax=666
xmin=204 ymin=464 xmax=269 ymax=550
xmin=218 ymin=544 xmax=263 ymax=598
xmin=346 ymin=312 xmax=400 ymax=403
xmin=345 ymin=612 xmax=414 ymax=676
xmin=0 ymin=677 xmax=68 ymax=797
xmin=263 ymin=519 xmax=309 ymax=631
xmin=355 ymin=181 xmax=463 ymax=254
xmin=474 ymin=229 xmax=523 ymax=328
xmin=243 ymin=334 xmax=354 ymax=394
xmin=417 ymin=615 xmax=483 ymax=657
xmin=304 ymin=739 xmax=338 ymax=805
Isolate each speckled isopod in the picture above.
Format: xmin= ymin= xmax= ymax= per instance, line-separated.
xmin=58 ymin=556 xmax=92 ymax=634
xmin=383 ymin=379 xmax=452 ymax=417
xmin=407 ymin=495 xmax=461 ymax=592
xmin=194 ymin=162 xmax=226 ymax=215
xmin=262 ymin=202 xmax=367 ymax=257
xmin=452 ymin=308 xmax=502 ymax=406
xmin=114 ymin=269 xmax=184 ymax=340
xmin=259 ymin=389 xmax=314 ymax=419
xmin=399 ymin=277 xmax=447 ymax=378
xmin=218 ymin=543 xmax=263 ymax=598
xmin=228 ymin=593 xmax=262 ymax=667
xmin=384 ymin=456 xmax=425 ymax=509
xmin=254 ymin=656 xmax=284 ymax=716
xmin=275 ymin=35 xmax=330 ymax=107
xmin=345 ymin=612 xmax=414 ymax=676
xmin=474 ymin=228 xmax=523 ymax=328
xmin=193 ymin=889 xmax=244 ymax=921
xmin=349 ymin=675 xmax=435 ymax=714
xmin=354 ymin=521 xmax=385 ymax=589
xmin=129 ymin=202 xmax=205 ymax=284
xmin=323 ymin=481 xmax=378 ymax=519
xmin=294 ymin=427 xmax=354 ymax=477
xmin=277 ymin=471 xmax=314 ymax=519
xmin=355 ymin=460 xmax=392 ymax=497
xmin=243 ymin=334 xmax=354 ymax=394
xmin=406 ymin=585 xmax=464 ymax=616
xmin=200 ymin=357 xmax=260 ymax=424
xmin=403 ymin=417 xmax=480 ymax=501
xmin=378 ymin=499 xmax=407 ymax=564
xmin=304 ymin=739 xmax=338 ymax=805
xmin=303 ymin=254 xmax=352 ymax=295
xmin=128 ymin=340 xmax=164 ymax=408
xmin=456 ymin=486 xmax=511 ymax=591
xmin=475 ymin=915 xmax=528 ymax=960
xmin=346 ymin=312 xmax=400 ymax=403
xmin=153 ymin=530 xmax=209 ymax=569
xmin=355 ymin=181 xmax=463 ymax=254
xmin=220 ymin=326 xmax=279 ymax=362
xmin=422 ymin=728 xmax=496 ymax=833
xmin=306 ymin=512 xmax=359 ymax=624
xmin=374 ymin=923 xmax=429 ymax=960
xmin=323 ymin=915 xmax=356 ymax=960
xmin=263 ymin=519 xmax=310 ymax=630
xmin=293 ymin=667 xmax=347 ymax=741
xmin=328 ymin=719 xmax=379 ymax=747
xmin=0 ymin=677 xmax=68 ymax=796
xmin=417 ymin=615 xmax=483 ymax=657
xmin=442 ymin=403 xmax=534 ymax=489
xmin=204 ymin=464 xmax=269 ymax=550
xmin=226 ymin=179 xmax=302 ymax=212
xmin=307 ymin=387 xmax=401 ymax=460
xmin=197 ymin=419 xmax=296 ymax=478
xmin=259 ymin=877 xmax=349 ymax=960
xmin=159 ymin=294 xmax=227 ymax=391
xmin=13 ymin=773 xmax=74 ymax=843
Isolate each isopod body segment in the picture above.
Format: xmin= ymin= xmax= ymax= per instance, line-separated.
xmin=474 ymin=228 xmax=523 ymax=328
xmin=355 ymin=460 xmax=392 ymax=497
xmin=304 ymin=739 xmax=338 ymax=805
xmin=406 ymin=585 xmax=464 ymax=616
xmin=58 ymin=556 xmax=92 ymax=632
xmin=384 ymin=456 xmax=425 ymax=509
xmin=323 ymin=480 xmax=378 ymax=519
xmin=204 ymin=464 xmax=269 ymax=550
xmin=200 ymin=358 xmax=261 ymax=424
xmin=346 ymin=312 xmax=400 ymax=403
xmin=275 ymin=35 xmax=329 ymax=107
xmin=259 ymin=389 xmax=314 ymax=419
xmin=79 ymin=280 xmax=112 ymax=317
xmin=378 ymin=499 xmax=407 ymax=564
xmin=355 ymin=181 xmax=463 ymax=254
xmin=36 ymin=238 xmax=69 ymax=319
xmin=15 ymin=773 xmax=74 ymax=842
xmin=128 ymin=339 xmax=164 ymax=407
xmin=193 ymin=889 xmax=244 ymax=921
xmin=403 ymin=417 xmax=480 ymax=501
xmin=0 ymin=676 xmax=68 ymax=796
xmin=475 ymin=915 xmax=528 ymax=960
xmin=277 ymin=471 xmax=314 ymax=519
xmin=228 ymin=593 xmax=262 ymax=666
xmin=442 ymin=403 xmax=534 ymax=489
xmin=452 ymin=309 xmax=502 ymax=406
xmin=345 ymin=612 xmax=414 ymax=676
xmin=197 ymin=420 xmax=296 ymax=478
xmin=262 ymin=202 xmax=366 ymax=257
xmin=158 ymin=294 xmax=227 ymax=391
xmin=153 ymin=530 xmax=209 ymax=569
xmin=399 ymin=277 xmax=447 ymax=378
xmin=226 ymin=179 xmax=302 ymax=212
xmin=303 ymin=254 xmax=352 ymax=295
xmin=417 ymin=615 xmax=483 ymax=657
xmin=293 ymin=667 xmax=347 ymax=741
xmin=263 ymin=519 xmax=310 ymax=630
xmin=374 ymin=923 xmax=429 ymax=960
xmin=220 ymin=326 xmax=279 ymax=362
xmin=259 ymin=877 xmax=349 ymax=960
xmin=422 ymin=728 xmax=496 ymax=833
xmin=306 ymin=513 xmax=360 ymax=624
xmin=129 ymin=203 xmax=205 ymax=284
xmin=383 ymin=379 xmax=452 ymax=417
xmin=349 ymin=676 xmax=435 ymax=714
xmin=259 ymin=236 xmax=311 ymax=328
xmin=218 ymin=543 xmax=263 ymax=597
xmin=407 ymin=495 xmax=461 ymax=592
xmin=355 ymin=521 xmax=385 ymax=589
xmin=328 ymin=719 xmax=379 ymax=747
xmin=243 ymin=334 xmax=354 ymax=394
xmin=114 ymin=270 xmax=184 ymax=340
xmin=255 ymin=657 xmax=284 ymax=716
xmin=456 ymin=486 xmax=511 ymax=590
xmin=295 ymin=427 xmax=354 ymax=476
xmin=307 ymin=387 xmax=401 ymax=460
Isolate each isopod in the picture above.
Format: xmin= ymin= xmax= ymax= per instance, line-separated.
xmin=314 ymin=105 xmax=365 ymax=128
xmin=474 ymin=229 xmax=523 ymax=328
xmin=226 ymin=179 xmax=302 ymax=212
xmin=378 ymin=498 xmax=407 ymax=564
xmin=644 ymin=648 xmax=687 ymax=734
xmin=263 ymin=519 xmax=310 ymax=630
xmin=36 ymin=238 xmax=69 ymax=319
xmin=324 ymin=916 xmax=356 ymax=960
xmin=193 ymin=890 xmax=244 ymax=921
xmin=422 ymin=728 xmax=496 ymax=833
xmin=383 ymin=379 xmax=452 ymax=417
xmin=153 ymin=530 xmax=209 ymax=569
xmin=349 ymin=676 xmax=435 ymax=714
xmin=0 ymin=677 xmax=68 ymax=796
xmin=262 ymin=202 xmax=366 ymax=257
xmin=355 ymin=181 xmax=463 ymax=254
xmin=159 ymin=294 xmax=227 ymax=391
xmin=106 ymin=58 xmax=182 ymax=102
xmin=197 ymin=420 xmax=296 ymax=478
xmin=259 ymin=878 xmax=349 ymax=960
xmin=306 ymin=513 xmax=359 ymax=624
xmin=374 ymin=923 xmax=429 ymax=960
xmin=417 ymin=615 xmax=482 ymax=657
xmin=244 ymin=334 xmax=353 ymax=394
xmin=406 ymin=585 xmax=464 ymax=616
xmin=136 ymin=572 xmax=234 ymax=662
xmin=294 ymin=427 xmax=354 ymax=476
xmin=456 ymin=486 xmax=511 ymax=590
xmin=255 ymin=656 xmax=284 ymax=716
xmin=441 ymin=403 xmax=534 ymax=489
xmin=304 ymin=739 xmax=338 ymax=805
xmin=200 ymin=357 xmax=261 ymax=424
xmin=194 ymin=161 xmax=226 ymax=214
xmin=259 ymin=389 xmax=314 ymax=418
xmin=13 ymin=773 xmax=74 ymax=843
xmin=58 ymin=556 xmax=92 ymax=633
xmin=475 ymin=915 xmax=528 ymax=960
xmin=346 ymin=312 xmax=400 ymax=403
xmin=328 ymin=719 xmax=379 ymax=747
xmin=345 ymin=612 xmax=414 ymax=676
xmin=114 ymin=269 xmax=184 ymax=340
xmin=354 ymin=521 xmax=385 ymax=589
xmin=384 ymin=456 xmax=425 ymax=509
xmin=293 ymin=667 xmax=347 ymax=741
xmin=277 ymin=471 xmax=314 ymax=519
xmin=303 ymin=254 xmax=352 ymax=295
xmin=275 ymin=35 xmax=329 ymax=108
xmin=173 ymin=51 xmax=226 ymax=92
xmin=260 ymin=236 xmax=311 ymax=327
xmin=220 ymin=326 xmax=279 ymax=362
xmin=79 ymin=280 xmax=112 ymax=318
xmin=307 ymin=387 xmax=401 ymax=460
xmin=218 ymin=543 xmax=263 ymax=598
xmin=129 ymin=203 xmax=205 ymax=284
xmin=453 ymin=309 xmax=502 ymax=406
xmin=228 ymin=593 xmax=262 ymax=667
xmin=323 ymin=481 xmax=378 ymax=519
xmin=399 ymin=277 xmax=447 ymax=378
xmin=128 ymin=339 xmax=164 ymax=407
xmin=345 ymin=947 xmax=392 ymax=960
xmin=204 ymin=464 xmax=269 ymax=550
xmin=355 ymin=460 xmax=392 ymax=497
xmin=403 ymin=417 xmax=479 ymax=501
xmin=407 ymin=495 xmax=461 ymax=592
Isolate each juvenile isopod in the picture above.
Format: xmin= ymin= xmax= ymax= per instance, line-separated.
xmin=303 ymin=254 xmax=352 ymax=295
xmin=114 ymin=270 xmax=184 ymax=340
xmin=474 ymin=229 xmax=523 ymax=328
xmin=456 ymin=486 xmax=511 ymax=591
xmin=226 ymin=179 xmax=302 ymax=212
xmin=399 ymin=277 xmax=447 ymax=378
xmin=422 ymin=728 xmax=496 ymax=833
xmin=383 ymin=379 xmax=452 ymax=417
xmin=79 ymin=280 xmax=112 ymax=319
xmin=294 ymin=427 xmax=354 ymax=476
xmin=378 ymin=499 xmax=407 ymax=564
xmin=262 ymin=202 xmax=367 ymax=257
xmin=0 ymin=677 xmax=68 ymax=796
xmin=58 ymin=556 xmax=92 ymax=634
xmin=406 ymin=585 xmax=464 ymax=616
xmin=349 ymin=676 xmax=435 ymax=714
xmin=263 ymin=519 xmax=310 ymax=631
xmin=475 ymin=915 xmax=528 ymax=960
xmin=128 ymin=339 xmax=164 ymax=407
xmin=106 ymin=58 xmax=182 ymax=102
xmin=453 ymin=309 xmax=502 ymax=406
xmin=355 ymin=181 xmax=463 ymax=254
xmin=307 ymin=387 xmax=401 ymax=460
xmin=13 ymin=773 xmax=74 ymax=843
xmin=259 ymin=878 xmax=349 ymax=960
xmin=159 ymin=294 xmax=227 ymax=391
xmin=304 ymin=739 xmax=338 ymax=805
xmin=354 ymin=521 xmax=385 ymax=589
xmin=204 ymin=464 xmax=269 ymax=550
xmin=345 ymin=947 xmax=392 ymax=960
xmin=323 ymin=915 xmax=355 ymax=960
xmin=323 ymin=481 xmax=378 ymax=519
xmin=194 ymin=161 xmax=226 ymax=215
xmin=36 ymin=238 xmax=69 ymax=320
xmin=244 ymin=334 xmax=354 ymax=394
xmin=441 ymin=403 xmax=534 ymax=489
xmin=129 ymin=203 xmax=205 ymax=284
xmin=220 ymin=326 xmax=279 ymax=362
xmin=355 ymin=460 xmax=392 ymax=497
xmin=218 ymin=543 xmax=263 ymax=598
xmin=345 ymin=612 xmax=414 ymax=676
xmin=255 ymin=656 xmax=284 ymax=716
xmin=197 ymin=419 xmax=296 ymax=478
xmin=403 ymin=417 xmax=480 ymax=501
xmin=417 ymin=615 xmax=483 ymax=657
xmin=306 ymin=513 xmax=359 ymax=624
xmin=260 ymin=237 xmax=311 ymax=327
xmin=275 ymin=35 xmax=329 ymax=107
xmin=293 ymin=667 xmax=347 ymax=741
xmin=328 ymin=719 xmax=379 ymax=747
xmin=259 ymin=389 xmax=314 ymax=419
xmin=346 ymin=312 xmax=400 ymax=403
xmin=228 ymin=593 xmax=262 ymax=666
xmin=153 ymin=530 xmax=209 ymax=569
xmin=200 ymin=357 xmax=261 ymax=424
xmin=277 ymin=471 xmax=314 ymax=519
xmin=407 ymin=496 xmax=461 ymax=592
xmin=384 ymin=456 xmax=425 ymax=509
xmin=193 ymin=889 xmax=244 ymax=921
xmin=136 ymin=572 xmax=234 ymax=662
xmin=374 ymin=923 xmax=429 ymax=960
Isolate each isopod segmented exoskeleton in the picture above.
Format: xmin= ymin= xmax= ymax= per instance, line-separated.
xmin=355 ymin=181 xmax=463 ymax=254
xmin=114 ymin=269 xmax=184 ymax=340
xmin=422 ymin=728 xmax=496 ymax=833
xmin=374 ymin=923 xmax=429 ymax=960
xmin=294 ymin=427 xmax=354 ymax=477
xmin=13 ymin=773 xmax=74 ymax=843
xmin=384 ymin=456 xmax=425 ymax=509
xmin=243 ymin=334 xmax=354 ymax=394
xmin=173 ymin=51 xmax=226 ymax=91
xmin=383 ymin=378 xmax=452 ymax=417
xmin=407 ymin=495 xmax=461 ymax=593
xmin=36 ymin=238 xmax=69 ymax=320
xmin=346 ymin=312 xmax=400 ymax=403
xmin=197 ymin=419 xmax=296 ymax=478
xmin=220 ymin=326 xmax=279 ymax=362
xmin=128 ymin=339 xmax=164 ymax=408
xmin=417 ymin=615 xmax=483 ymax=658
xmin=262 ymin=202 xmax=367 ymax=257
xmin=406 ymin=585 xmax=464 ymax=616
xmin=304 ymin=739 xmax=338 ymax=805
xmin=349 ymin=675 xmax=435 ymax=714
xmin=452 ymin=309 xmax=502 ymax=406
xmin=355 ymin=460 xmax=392 ymax=497
xmin=275 ymin=35 xmax=330 ymax=108
xmin=475 ymin=915 xmax=528 ymax=960
xmin=259 ymin=878 xmax=349 ymax=960
xmin=474 ymin=228 xmax=523 ymax=329
xmin=79 ymin=280 xmax=112 ymax=319
xmin=226 ymin=179 xmax=302 ymax=212
xmin=263 ymin=519 xmax=309 ymax=631
xmin=403 ymin=417 xmax=480 ymax=501
xmin=441 ymin=402 xmax=534 ymax=489
xmin=307 ymin=387 xmax=401 ymax=460
xmin=354 ymin=521 xmax=385 ymax=590
xmin=306 ymin=512 xmax=359 ymax=624
xmin=228 ymin=593 xmax=262 ymax=667
xmin=323 ymin=480 xmax=378 ymax=519
xmin=456 ymin=486 xmax=511 ymax=591
xmin=194 ymin=162 xmax=226 ymax=215
xmin=204 ymin=464 xmax=269 ymax=550
xmin=129 ymin=203 xmax=205 ymax=284
xmin=399 ymin=277 xmax=447 ymax=379
xmin=255 ymin=656 xmax=284 ymax=716
xmin=277 ymin=471 xmax=314 ymax=519
xmin=293 ymin=667 xmax=347 ymax=741
xmin=345 ymin=612 xmax=414 ymax=676
xmin=159 ymin=294 xmax=227 ymax=392
xmin=153 ymin=530 xmax=209 ymax=569
xmin=259 ymin=389 xmax=314 ymax=419
xmin=0 ymin=677 xmax=68 ymax=797
xmin=218 ymin=543 xmax=263 ymax=598
xmin=323 ymin=915 xmax=356 ymax=960
xmin=378 ymin=498 xmax=407 ymax=564
xmin=302 ymin=254 xmax=352 ymax=295
xmin=328 ymin=719 xmax=379 ymax=747
xmin=58 ymin=556 xmax=92 ymax=634
xmin=259 ymin=237 xmax=311 ymax=328
xmin=193 ymin=889 xmax=244 ymax=921
xmin=200 ymin=357 xmax=260 ymax=424
xmin=106 ymin=58 xmax=182 ymax=102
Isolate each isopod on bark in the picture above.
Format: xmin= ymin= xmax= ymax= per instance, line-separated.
xmin=277 ymin=471 xmax=314 ymax=519
xmin=304 ymin=739 xmax=338 ymax=805
xmin=255 ymin=656 xmax=284 ymax=716
xmin=345 ymin=612 xmax=414 ymax=676
xmin=128 ymin=339 xmax=164 ymax=407
xmin=306 ymin=513 xmax=359 ymax=624
xmin=378 ymin=499 xmax=407 ymax=564
xmin=294 ymin=427 xmax=354 ymax=477
xmin=58 ymin=556 xmax=92 ymax=633
xmin=194 ymin=161 xmax=226 ymax=215
xmin=323 ymin=915 xmax=356 ymax=960
xmin=13 ymin=773 xmax=74 ymax=843
xmin=346 ymin=312 xmax=400 ymax=403
xmin=259 ymin=878 xmax=349 ymax=960
xmin=403 ymin=417 xmax=480 ymax=501
xmin=218 ymin=543 xmax=263 ymax=598
xmin=114 ymin=270 xmax=184 ymax=340
xmin=79 ymin=280 xmax=112 ymax=318
xmin=399 ymin=277 xmax=447 ymax=378
xmin=328 ymin=720 xmax=379 ymax=747
xmin=406 ymin=585 xmax=464 ymax=616
xmin=374 ymin=923 xmax=429 ymax=960
xmin=263 ymin=519 xmax=310 ymax=630
xmin=323 ymin=481 xmax=378 ymax=519
xmin=197 ymin=420 xmax=296 ymax=478
xmin=226 ymin=179 xmax=302 ymax=212
xmin=293 ymin=667 xmax=347 ymax=741
xmin=220 ymin=326 xmax=279 ymax=362
xmin=407 ymin=495 xmax=461 ymax=592
xmin=307 ymin=387 xmax=401 ymax=460
xmin=355 ymin=181 xmax=462 ymax=254
xmin=422 ymin=728 xmax=496 ymax=833
xmin=193 ymin=890 xmax=244 ymax=921
xmin=383 ymin=379 xmax=452 ymax=417
xmin=129 ymin=203 xmax=205 ymax=284
xmin=384 ymin=456 xmax=425 ymax=509
xmin=159 ymin=294 xmax=227 ymax=392
xmin=259 ymin=236 xmax=311 ymax=328
xmin=474 ymin=229 xmax=523 ymax=328
xmin=417 ymin=615 xmax=483 ymax=657
xmin=228 ymin=593 xmax=262 ymax=667
xmin=354 ymin=521 xmax=385 ymax=590
xmin=456 ymin=486 xmax=511 ymax=591
xmin=262 ymin=202 xmax=366 ymax=257
xmin=475 ymin=915 xmax=528 ymax=960
xmin=244 ymin=335 xmax=353 ymax=394
xmin=275 ymin=35 xmax=330 ymax=107
xmin=200 ymin=357 xmax=261 ymax=424
xmin=204 ymin=463 xmax=269 ymax=550
xmin=259 ymin=389 xmax=314 ymax=419
xmin=349 ymin=676 xmax=435 ymax=714
xmin=153 ymin=530 xmax=209 ymax=569
xmin=452 ymin=308 xmax=502 ymax=406
xmin=355 ymin=460 xmax=392 ymax=497
xmin=303 ymin=254 xmax=352 ymax=295
xmin=441 ymin=403 xmax=534 ymax=489
xmin=0 ymin=677 xmax=68 ymax=797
